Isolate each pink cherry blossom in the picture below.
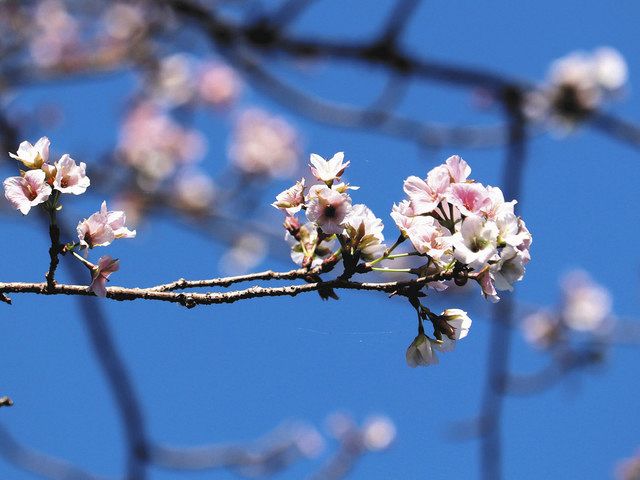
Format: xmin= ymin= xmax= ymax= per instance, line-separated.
xmin=403 ymin=165 xmax=450 ymax=215
xmin=306 ymin=186 xmax=351 ymax=235
xmin=491 ymin=246 xmax=527 ymax=291
xmin=77 ymin=201 xmax=136 ymax=248
xmin=9 ymin=137 xmax=50 ymax=169
xmin=272 ymin=178 xmax=305 ymax=215
xmin=477 ymin=269 xmax=500 ymax=303
xmin=309 ymin=152 xmax=350 ymax=184
xmin=405 ymin=216 xmax=450 ymax=263
xmin=3 ymin=170 xmax=52 ymax=215
xmin=445 ymin=155 xmax=471 ymax=183
xmin=446 ymin=182 xmax=491 ymax=217
xmin=442 ymin=309 xmax=472 ymax=340
xmin=53 ymin=154 xmax=90 ymax=195
xmin=90 ymin=255 xmax=119 ymax=297
xmin=482 ymin=185 xmax=516 ymax=219
xmin=286 ymin=222 xmax=337 ymax=268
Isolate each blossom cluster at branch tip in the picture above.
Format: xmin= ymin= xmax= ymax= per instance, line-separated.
xmin=3 ymin=137 xmax=136 ymax=296
xmin=274 ymin=152 xmax=530 ymax=367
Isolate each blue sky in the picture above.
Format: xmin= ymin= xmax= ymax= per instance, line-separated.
xmin=1 ymin=1 xmax=640 ymax=479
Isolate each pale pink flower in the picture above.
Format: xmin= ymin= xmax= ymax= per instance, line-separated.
xmin=593 ymin=47 xmax=627 ymax=91
xmin=343 ymin=204 xmax=386 ymax=260
xmin=405 ymin=333 xmax=439 ymax=367
xmin=3 ymin=170 xmax=52 ymax=215
xmin=306 ymin=186 xmax=351 ymax=235
xmin=449 ymin=215 xmax=498 ymax=270
xmin=445 ymin=155 xmax=471 ymax=183
xmin=403 ymin=165 xmax=450 ymax=215
xmin=446 ymin=182 xmax=491 ymax=217
xmin=309 ymin=152 xmax=350 ymax=184
xmin=9 ymin=137 xmax=50 ymax=169
xmin=405 ymin=216 xmax=451 ymax=263
xmin=77 ymin=201 xmax=136 ymax=248
xmin=53 ymin=154 xmax=90 ymax=195
xmin=90 ymin=255 xmax=119 ymax=297
xmin=483 ymin=185 xmax=516 ymax=219
xmin=521 ymin=311 xmax=559 ymax=349
xmin=561 ymin=271 xmax=612 ymax=332
xmin=198 ymin=62 xmax=241 ymax=107
xmin=229 ymin=109 xmax=299 ymax=177
xmin=272 ymin=178 xmax=306 ymax=215
xmin=390 ymin=200 xmax=416 ymax=235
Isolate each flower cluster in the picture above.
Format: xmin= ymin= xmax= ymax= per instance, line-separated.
xmin=525 ymin=47 xmax=628 ymax=127
xmin=3 ymin=137 xmax=136 ymax=296
xmin=273 ymin=153 xmax=531 ymax=366
xmin=273 ymin=152 xmax=386 ymax=270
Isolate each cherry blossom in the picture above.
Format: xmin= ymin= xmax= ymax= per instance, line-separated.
xmin=90 ymin=256 xmax=120 ymax=297
xmin=446 ymin=182 xmax=491 ymax=217
xmin=449 ymin=215 xmax=499 ymax=270
xmin=309 ymin=152 xmax=350 ymax=184
xmin=403 ymin=165 xmax=450 ymax=215
xmin=78 ymin=201 xmax=136 ymax=248
xmin=306 ymin=185 xmax=352 ymax=235
xmin=53 ymin=154 xmax=90 ymax=195
xmin=3 ymin=170 xmax=52 ymax=215
xmin=272 ymin=178 xmax=306 ymax=215
xmin=9 ymin=137 xmax=50 ymax=169
xmin=343 ymin=204 xmax=386 ymax=261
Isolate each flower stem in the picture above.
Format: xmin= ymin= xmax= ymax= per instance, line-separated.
xmin=368 ymin=234 xmax=406 ymax=267
xmin=71 ymin=251 xmax=95 ymax=271
xmin=45 ymin=190 xmax=62 ymax=292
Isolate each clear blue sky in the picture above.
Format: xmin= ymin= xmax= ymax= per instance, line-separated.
xmin=1 ymin=1 xmax=640 ymax=479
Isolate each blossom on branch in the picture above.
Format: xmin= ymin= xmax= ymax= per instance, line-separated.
xmin=53 ymin=154 xmax=90 ymax=195
xmin=3 ymin=170 xmax=52 ymax=215
xmin=309 ymin=152 xmax=350 ymax=184
xmin=77 ymin=201 xmax=136 ymax=248
xmin=9 ymin=136 xmax=50 ymax=169
xmin=90 ymin=255 xmax=119 ymax=297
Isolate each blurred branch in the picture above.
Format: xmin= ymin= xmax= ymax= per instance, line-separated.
xmin=478 ymin=96 xmax=527 ymax=480
xmin=0 ymin=424 xmax=106 ymax=480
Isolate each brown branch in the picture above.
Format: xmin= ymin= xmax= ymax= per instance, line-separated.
xmin=0 ymin=270 xmax=474 ymax=309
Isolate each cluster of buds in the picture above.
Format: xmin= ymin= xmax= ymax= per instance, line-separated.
xmin=273 ymin=153 xmax=532 ymax=366
xmin=3 ymin=137 xmax=136 ymax=296
xmin=524 ymin=47 xmax=628 ymax=127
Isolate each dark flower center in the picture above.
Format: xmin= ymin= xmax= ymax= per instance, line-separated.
xmin=324 ymin=205 xmax=337 ymax=218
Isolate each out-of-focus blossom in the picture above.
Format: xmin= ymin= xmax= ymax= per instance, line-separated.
xmin=3 ymin=170 xmax=52 ymax=215
xmin=219 ymin=234 xmax=268 ymax=275
xmin=103 ymin=3 xmax=145 ymax=41
xmin=521 ymin=311 xmax=559 ymax=349
xmin=229 ymin=109 xmax=299 ymax=178
xmin=77 ymin=201 xmax=136 ymax=248
xmin=362 ymin=416 xmax=396 ymax=451
xmin=30 ymin=0 xmax=80 ymax=68
xmin=561 ymin=270 xmax=612 ymax=332
xmin=616 ymin=449 xmax=640 ymax=480
xmin=53 ymin=154 xmax=90 ymax=195
xmin=306 ymin=185 xmax=352 ymax=235
xmin=309 ymin=152 xmax=350 ymax=184
xmin=198 ymin=62 xmax=242 ymax=107
xmin=272 ymin=178 xmax=305 ymax=215
xmin=118 ymin=102 xmax=206 ymax=185
xmin=173 ymin=171 xmax=216 ymax=213
xmin=90 ymin=255 xmax=119 ymax=297
xmin=9 ymin=137 xmax=50 ymax=169
xmin=153 ymin=54 xmax=197 ymax=106
xmin=524 ymin=47 xmax=628 ymax=126
xmin=406 ymin=332 xmax=439 ymax=367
